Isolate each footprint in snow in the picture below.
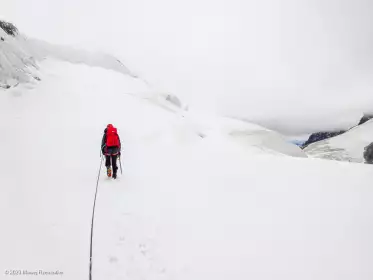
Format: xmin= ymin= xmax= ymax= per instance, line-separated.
xmin=109 ymin=256 xmax=118 ymax=263
xmin=139 ymin=243 xmax=148 ymax=256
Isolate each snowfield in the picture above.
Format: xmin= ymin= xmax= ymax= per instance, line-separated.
xmin=0 ymin=58 xmax=373 ymax=280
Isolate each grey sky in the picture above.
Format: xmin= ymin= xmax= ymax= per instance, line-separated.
xmin=3 ymin=0 xmax=373 ymax=134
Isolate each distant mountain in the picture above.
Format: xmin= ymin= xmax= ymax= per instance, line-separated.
xmin=300 ymin=113 xmax=373 ymax=150
xmin=301 ymin=131 xmax=345 ymax=149
xmin=358 ymin=114 xmax=373 ymax=125
xmin=304 ymin=117 xmax=373 ymax=163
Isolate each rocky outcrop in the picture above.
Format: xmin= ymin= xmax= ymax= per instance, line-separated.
xmin=0 ymin=20 xmax=18 ymax=37
xmin=301 ymin=131 xmax=345 ymax=149
xmin=0 ymin=20 xmax=40 ymax=88
xmin=358 ymin=114 xmax=373 ymax=125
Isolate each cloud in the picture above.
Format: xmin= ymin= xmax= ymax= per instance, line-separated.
xmin=3 ymin=0 xmax=373 ymax=134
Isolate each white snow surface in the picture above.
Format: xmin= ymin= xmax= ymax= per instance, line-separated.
xmin=1 ymin=59 xmax=373 ymax=280
xmin=305 ymin=120 xmax=373 ymax=163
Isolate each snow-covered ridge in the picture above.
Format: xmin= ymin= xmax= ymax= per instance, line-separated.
xmin=28 ymin=38 xmax=136 ymax=78
xmin=0 ymin=20 xmax=184 ymax=114
xmin=0 ymin=21 xmax=40 ymax=88
xmin=0 ymin=20 xmax=137 ymax=89
xmin=0 ymin=20 xmax=189 ymax=131
xmin=304 ymin=119 xmax=373 ymax=162
xmin=170 ymin=112 xmax=307 ymax=158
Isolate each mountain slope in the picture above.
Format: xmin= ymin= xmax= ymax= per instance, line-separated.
xmin=301 ymin=130 xmax=345 ymax=149
xmin=0 ymin=56 xmax=373 ymax=280
xmin=304 ymin=119 xmax=373 ymax=162
xmin=0 ymin=59 xmax=152 ymax=279
xmin=0 ymin=21 xmax=136 ymax=90
xmin=0 ymin=22 xmax=40 ymax=88
xmin=28 ymin=38 xmax=136 ymax=77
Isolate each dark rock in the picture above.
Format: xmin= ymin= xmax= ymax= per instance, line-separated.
xmin=0 ymin=20 xmax=18 ymax=36
xmin=302 ymin=130 xmax=345 ymax=149
xmin=364 ymin=142 xmax=373 ymax=163
xmin=358 ymin=114 xmax=373 ymax=125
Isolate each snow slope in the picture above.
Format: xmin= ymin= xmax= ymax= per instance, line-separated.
xmin=0 ymin=58 xmax=373 ymax=280
xmin=0 ymin=29 xmax=135 ymax=89
xmin=0 ymin=27 xmax=40 ymax=87
xmin=28 ymin=38 xmax=136 ymax=77
xmin=176 ymin=112 xmax=307 ymax=158
xmin=304 ymin=119 xmax=373 ymax=162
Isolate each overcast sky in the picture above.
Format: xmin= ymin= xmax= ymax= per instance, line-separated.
xmin=3 ymin=0 xmax=373 ymax=134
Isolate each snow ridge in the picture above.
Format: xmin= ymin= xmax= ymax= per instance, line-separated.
xmin=0 ymin=21 xmax=137 ymax=89
xmin=28 ymin=39 xmax=137 ymax=78
xmin=0 ymin=26 xmax=40 ymax=88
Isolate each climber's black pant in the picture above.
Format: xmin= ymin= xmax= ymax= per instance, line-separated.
xmin=104 ymin=146 xmax=119 ymax=174
xmin=105 ymin=154 xmax=118 ymax=174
